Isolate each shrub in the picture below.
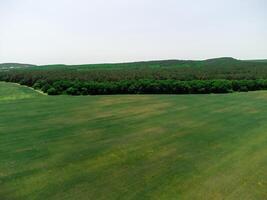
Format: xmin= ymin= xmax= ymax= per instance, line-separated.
xmin=47 ymin=87 xmax=58 ymax=95
xmin=66 ymin=87 xmax=79 ymax=95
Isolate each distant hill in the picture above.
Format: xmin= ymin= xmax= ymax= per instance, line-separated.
xmin=0 ymin=63 xmax=36 ymax=69
xmin=204 ymin=57 xmax=239 ymax=64
xmin=29 ymin=57 xmax=249 ymax=71
xmin=2 ymin=57 xmax=267 ymax=95
xmin=248 ymin=59 xmax=267 ymax=63
xmin=1 ymin=57 xmax=267 ymax=71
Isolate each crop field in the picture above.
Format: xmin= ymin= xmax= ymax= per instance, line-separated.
xmin=1 ymin=81 xmax=267 ymax=200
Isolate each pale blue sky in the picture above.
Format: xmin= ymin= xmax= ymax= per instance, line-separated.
xmin=0 ymin=0 xmax=266 ymax=64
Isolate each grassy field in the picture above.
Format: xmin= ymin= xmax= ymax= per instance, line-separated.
xmin=1 ymin=82 xmax=267 ymax=200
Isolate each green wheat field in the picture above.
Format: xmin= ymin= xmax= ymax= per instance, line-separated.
xmin=1 ymin=81 xmax=267 ymax=200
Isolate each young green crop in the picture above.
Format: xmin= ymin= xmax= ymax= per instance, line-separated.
xmin=1 ymin=82 xmax=267 ymax=200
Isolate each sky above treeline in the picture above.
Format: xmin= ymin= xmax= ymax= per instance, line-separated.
xmin=0 ymin=0 xmax=266 ymax=65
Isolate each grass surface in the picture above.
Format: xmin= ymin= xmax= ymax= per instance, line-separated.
xmin=1 ymin=82 xmax=267 ymax=200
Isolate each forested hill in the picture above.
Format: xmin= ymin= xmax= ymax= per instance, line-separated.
xmin=1 ymin=57 xmax=266 ymax=71
xmin=1 ymin=57 xmax=260 ymax=70
xmin=2 ymin=57 xmax=267 ymax=95
xmin=0 ymin=63 xmax=36 ymax=69
xmin=37 ymin=57 xmax=239 ymax=70
xmin=2 ymin=57 xmax=267 ymax=81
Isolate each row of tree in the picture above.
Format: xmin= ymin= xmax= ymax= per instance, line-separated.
xmin=26 ymin=79 xmax=267 ymax=95
xmin=2 ymin=65 xmax=267 ymax=95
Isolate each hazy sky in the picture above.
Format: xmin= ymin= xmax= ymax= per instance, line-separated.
xmin=0 ymin=0 xmax=266 ymax=65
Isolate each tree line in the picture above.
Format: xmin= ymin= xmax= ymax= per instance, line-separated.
xmin=2 ymin=61 xmax=267 ymax=95
xmin=2 ymin=77 xmax=267 ymax=95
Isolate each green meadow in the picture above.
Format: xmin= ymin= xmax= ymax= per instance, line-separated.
xmin=1 ymin=81 xmax=267 ymax=200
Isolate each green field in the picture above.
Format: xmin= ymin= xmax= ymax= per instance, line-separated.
xmin=1 ymin=82 xmax=267 ymax=200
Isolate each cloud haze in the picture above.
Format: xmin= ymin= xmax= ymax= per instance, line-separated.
xmin=0 ymin=0 xmax=266 ymax=64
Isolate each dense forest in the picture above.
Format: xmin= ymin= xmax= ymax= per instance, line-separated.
xmin=1 ymin=57 xmax=267 ymax=95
